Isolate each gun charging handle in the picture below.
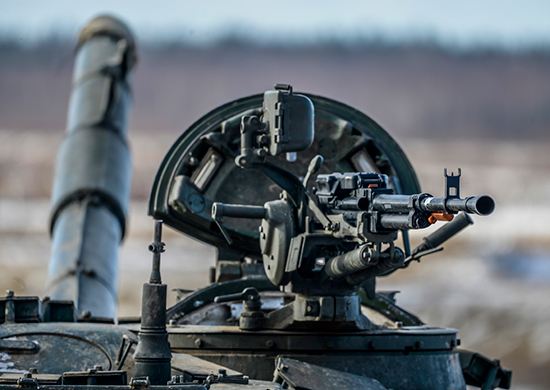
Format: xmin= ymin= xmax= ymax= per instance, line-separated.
xmin=214 ymin=287 xmax=261 ymax=306
xmin=303 ymin=155 xmax=324 ymax=187
xmin=212 ymin=203 xmax=267 ymax=245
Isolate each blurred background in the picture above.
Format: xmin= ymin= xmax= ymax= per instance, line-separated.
xmin=1 ymin=1 xmax=550 ymax=388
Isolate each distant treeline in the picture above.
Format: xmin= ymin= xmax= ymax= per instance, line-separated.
xmin=2 ymin=39 xmax=550 ymax=140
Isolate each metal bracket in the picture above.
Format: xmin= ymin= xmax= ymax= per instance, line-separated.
xmin=115 ymin=335 xmax=137 ymax=370
xmin=274 ymin=83 xmax=293 ymax=94
xmin=205 ymin=369 xmax=249 ymax=386
xmin=129 ymin=377 xmax=150 ymax=389
xmin=17 ymin=375 xmax=38 ymax=388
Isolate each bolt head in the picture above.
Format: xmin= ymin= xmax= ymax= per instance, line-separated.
xmin=258 ymin=135 xmax=269 ymax=144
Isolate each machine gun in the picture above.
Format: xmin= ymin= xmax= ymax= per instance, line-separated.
xmin=212 ymin=84 xmax=495 ymax=330
xmin=314 ymin=169 xmax=493 ymax=284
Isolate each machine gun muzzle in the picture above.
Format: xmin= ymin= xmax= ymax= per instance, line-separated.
xmin=424 ymin=195 xmax=495 ymax=216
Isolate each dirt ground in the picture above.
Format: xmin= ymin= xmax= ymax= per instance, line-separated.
xmin=1 ymin=130 xmax=549 ymax=389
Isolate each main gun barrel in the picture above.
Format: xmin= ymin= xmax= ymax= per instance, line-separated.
xmin=45 ymin=16 xmax=137 ymax=319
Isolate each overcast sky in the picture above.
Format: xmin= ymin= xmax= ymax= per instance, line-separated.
xmin=2 ymin=0 xmax=550 ymax=49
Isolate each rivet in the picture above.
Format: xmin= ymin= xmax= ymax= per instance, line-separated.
xmin=195 ymin=338 xmax=203 ymax=348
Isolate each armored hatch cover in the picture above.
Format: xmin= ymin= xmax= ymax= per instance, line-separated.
xmin=148 ymin=93 xmax=420 ymax=257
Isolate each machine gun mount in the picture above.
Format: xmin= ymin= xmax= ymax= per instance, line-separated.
xmin=211 ymin=85 xmax=495 ymax=331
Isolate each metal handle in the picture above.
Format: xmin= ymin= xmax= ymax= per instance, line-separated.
xmin=212 ymin=203 xmax=267 ymax=220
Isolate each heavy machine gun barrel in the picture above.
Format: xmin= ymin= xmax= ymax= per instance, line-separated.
xmin=372 ymin=194 xmax=494 ymax=230
xmin=45 ymin=16 xmax=137 ymax=319
xmin=316 ymin=171 xmax=495 ymax=230
xmin=372 ymin=194 xmax=495 ymax=216
xmin=337 ymin=194 xmax=494 ymax=216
